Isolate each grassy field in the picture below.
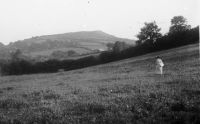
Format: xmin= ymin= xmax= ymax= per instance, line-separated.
xmin=0 ymin=44 xmax=199 ymax=124
xmin=29 ymin=47 xmax=93 ymax=57
xmin=29 ymin=42 xmax=107 ymax=57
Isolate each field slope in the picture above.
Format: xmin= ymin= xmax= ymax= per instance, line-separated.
xmin=0 ymin=43 xmax=199 ymax=124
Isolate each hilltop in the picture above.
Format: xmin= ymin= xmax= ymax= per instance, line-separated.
xmin=0 ymin=31 xmax=134 ymax=58
xmin=23 ymin=30 xmax=134 ymax=44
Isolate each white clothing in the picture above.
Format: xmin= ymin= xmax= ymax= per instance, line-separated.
xmin=156 ymin=58 xmax=164 ymax=75
xmin=156 ymin=58 xmax=164 ymax=67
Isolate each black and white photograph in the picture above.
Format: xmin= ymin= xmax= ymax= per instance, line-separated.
xmin=0 ymin=0 xmax=199 ymax=123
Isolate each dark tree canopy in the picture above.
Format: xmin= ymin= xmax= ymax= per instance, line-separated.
xmin=112 ymin=41 xmax=129 ymax=52
xmin=136 ymin=21 xmax=162 ymax=43
xmin=106 ymin=42 xmax=114 ymax=50
xmin=10 ymin=49 xmax=22 ymax=61
xmin=169 ymin=16 xmax=191 ymax=34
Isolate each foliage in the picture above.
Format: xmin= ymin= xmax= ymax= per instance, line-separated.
xmin=135 ymin=40 xmax=142 ymax=45
xmin=106 ymin=42 xmax=115 ymax=51
xmin=10 ymin=49 xmax=22 ymax=61
xmin=169 ymin=16 xmax=191 ymax=34
xmin=112 ymin=41 xmax=130 ymax=53
xmin=106 ymin=41 xmax=130 ymax=52
xmin=154 ymin=26 xmax=199 ymax=51
xmin=136 ymin=21 xmax=162 ymax=43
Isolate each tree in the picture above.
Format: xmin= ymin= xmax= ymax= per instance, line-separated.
xmin=67 ymin=50 xmax=77 ymax=56
xmin=10 ymin=49 xmax=22 ymax=61
xmin=113 ymin=41 xmax=129 ymax=52
xmin=135 ymin=40 xmax=142 ymax=45
xmin=169 ymin=16 xmax=191 ymax=34
xmin=106 ymin=42 xmax=114 ymax=51
xmin=136 ymin=21 xmax=162 ymax=43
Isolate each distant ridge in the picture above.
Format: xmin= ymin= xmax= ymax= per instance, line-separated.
xmin=0 ymin=30 xmax=134 ymax=54
xmin=19 ymin=30 xmax=134 ymax=44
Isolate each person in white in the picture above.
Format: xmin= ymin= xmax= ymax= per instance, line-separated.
xmin=156 ymin=56 xmax=164 ymax=75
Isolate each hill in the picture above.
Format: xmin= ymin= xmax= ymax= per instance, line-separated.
xmin=0 ymin=43 xmax=199 ymax=123
xmin=25 ymin=30 xmax=134 ymax=44
xmin=3 ymin=31 xmax=134 ymax=57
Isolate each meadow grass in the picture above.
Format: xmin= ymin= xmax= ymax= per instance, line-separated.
xmin=0 ymin=44 xmax=199 ymax=124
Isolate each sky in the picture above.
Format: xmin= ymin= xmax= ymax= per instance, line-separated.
xmin=0 ymin=0 xmax=199 ymax=45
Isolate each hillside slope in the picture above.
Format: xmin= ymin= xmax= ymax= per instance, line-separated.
xmin=0 ymin=43 xmax=199 ymax=123
xmin=4 ymin=31 xmax=134 ymax=54
xmin=28 ymin=30 xmax=133 ymax=44
xmin=0 ymin=31 xmax=135 ymax=59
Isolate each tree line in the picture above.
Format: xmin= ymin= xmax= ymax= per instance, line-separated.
xmin=0 ymin=16 xmax=199 ymax=75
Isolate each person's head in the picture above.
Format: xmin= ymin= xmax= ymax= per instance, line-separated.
xmin=156 ymin=56 xmax=160 ymax=59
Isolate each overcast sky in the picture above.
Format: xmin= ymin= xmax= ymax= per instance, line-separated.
xmin=0 ymin=0 xmax=199 ymax=44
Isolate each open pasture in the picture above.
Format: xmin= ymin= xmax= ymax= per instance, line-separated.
xmin=0 ymin=44 xmax=199 ymax=124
